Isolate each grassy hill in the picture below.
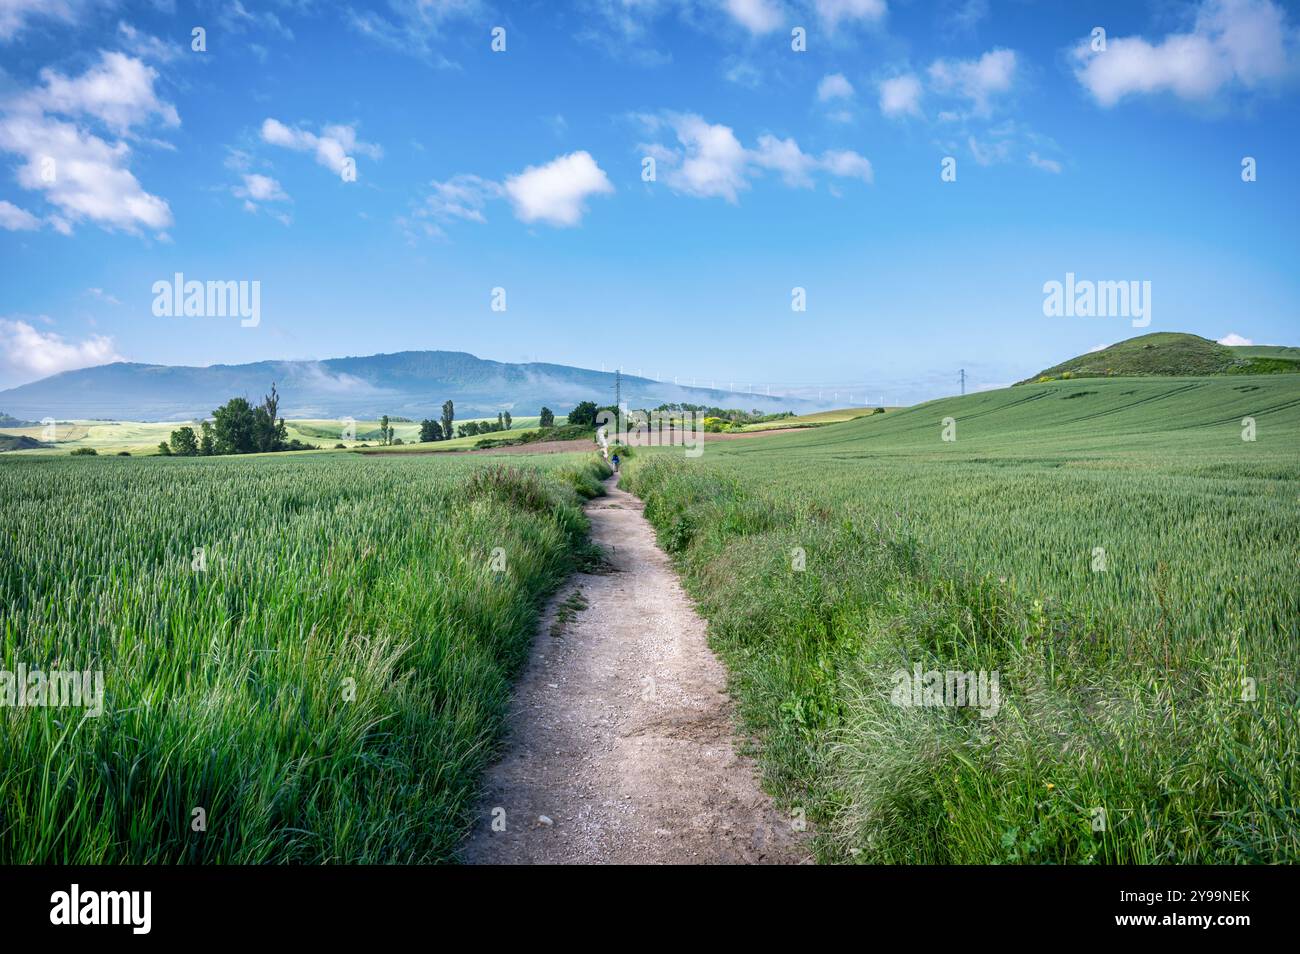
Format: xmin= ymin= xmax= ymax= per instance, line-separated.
xmin=624 ymin=373 xmax=1300 ymax=863
xmin=1020 ymin=332 xmax=1300 ymax=384
xmin=0 ymin=433 xmax=51 ymax=452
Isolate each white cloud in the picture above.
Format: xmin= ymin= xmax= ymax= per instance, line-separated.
xmin=815 ymin=0 xmax=887 ymax=30
xmin=503 ymin=151 xmax=614 ymax=227
xmin=818 ymin=73 xmax=855 ymax=101
xmin=0 ymin=199 xmax=39 ymax=230
xmin=0 ymin=52 xmax=177 ymax=235
xmin=261 ymin=118 xmax=382 ymax=178
xmin=407 ymin=155 xmax=611 ymax=235
xmin=642 ymin=112 xmax=872 ymax=201
xmin=879 ymin=73 xmax=923 ymax=117
xmin=220 ymin=0 xmax=294 ymax=40
xmin=651 ymin=113 xmax=750 ymax=201
xmin=0 ymin=318 xmax=122 ymax=383
xmin=1027 ymin=151 xmax=1062 ymax=173
xmin=34 ymin=51 xmax=180 ymax=134
xmin=0 ymin=0 xmax=89 ymax=42
xmin=724 ymin=0 xmax=783 ymax=34
xmin=346 ymin=0 xmax=483 ymax=62
xmin=117 ymin=22 xmax=181 ymax=63
xmin=819 ymin=149 xmax=874 ymax=182
xmin=928 ymin=48 xmax=1017 ymax=115
xmin=422 ymin=173 xmax=502 ymax=224
xmin=1088 ymin=343 xmax=1112 ymax=353
xmin=233 ymin=172 xmax=290 ymax=214
xmin=1218 ymin=332 xmax=1254 ymax=346
xmin=1072 ymin=0 xmax=1297 ymax=107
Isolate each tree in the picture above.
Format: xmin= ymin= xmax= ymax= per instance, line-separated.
xmin=440 ymin=400 xmax=454 ymax=442
xmin=419 ymin=419 xmax=443 ymax=442
xmin=380 ymin=414 xmax=392 ymax=446
xmin=503 ymin=411 xmax=512 ymax=430
xmin=252 ymin=383 xmax=288 ymax=453
xmin=568 ymin=401 xmax=599 ymax=428
xmin=157 ymin=441 xmax=172 ymax=456
xmin=199 ymin=421 xmax=215 ymax=456
xmin=169 ymin=426 xmax=199 ymax=457
xmin=212 ymin=397 xmax=257 ymax=454
xmin=497 ymin=411 xmax=505 ymax=431
xmin=539 ymin=407 xmax=555 ymax=428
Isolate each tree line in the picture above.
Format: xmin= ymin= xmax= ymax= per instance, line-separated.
xmin=159 ymin=384 xmax=315 ymax=457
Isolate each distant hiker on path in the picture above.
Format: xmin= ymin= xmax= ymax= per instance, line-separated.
xmin=610 ymin=453 xmax=620 ymax=473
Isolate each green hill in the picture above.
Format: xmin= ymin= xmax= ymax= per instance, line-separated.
xmin=622 ymin=372 xmax=1299 ymax=863
xmin=0 ymin=433 xmax=51 ymax=452
xmin=1019 ymin=332 xmax=1300 ymax=384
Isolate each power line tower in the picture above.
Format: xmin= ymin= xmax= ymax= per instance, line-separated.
xmin=959 ymin=368 xmax=966 ymax=395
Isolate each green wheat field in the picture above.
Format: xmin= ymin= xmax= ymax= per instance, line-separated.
xmin=1 ymin=373 xmax=1296 ymax=863
xmin=624 ymin=375 xmax=1300 ymax=863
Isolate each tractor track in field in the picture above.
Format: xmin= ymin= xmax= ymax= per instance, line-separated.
xmin=461 ymin=475 xmax=810 ymax=865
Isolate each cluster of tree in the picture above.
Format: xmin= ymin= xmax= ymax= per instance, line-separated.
xmin=416 ymin=400 xmax=458 ymax=443
xmin=652 ymin=402 xmax=794 ymax=425
xmin=456 ymin=411 xmax=512 ymax=439
xmin=159 ymin=383 xmax=317 ymax=457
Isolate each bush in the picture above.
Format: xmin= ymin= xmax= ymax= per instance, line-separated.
xmin=69 ymin=447 xmax=97 ymax=456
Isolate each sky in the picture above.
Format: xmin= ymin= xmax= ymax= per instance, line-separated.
xmin=0 ymin=0 xmax=1298 ymax=405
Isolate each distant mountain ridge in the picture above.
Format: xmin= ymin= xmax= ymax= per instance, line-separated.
xmin=0 ymin=350 xmax=817 ymax=422
xmin=1019 ymin=333 xmax=1300 ymax=384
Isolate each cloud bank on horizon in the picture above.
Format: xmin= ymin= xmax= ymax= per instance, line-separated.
xmin=0 ymin=0 xmax=1297 ymax=397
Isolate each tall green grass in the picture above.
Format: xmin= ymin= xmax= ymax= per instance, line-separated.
xmin=623 ymin=376 xmax=1300 ymax=863
xmin=0 ymin=451 xmax=609 ymax=863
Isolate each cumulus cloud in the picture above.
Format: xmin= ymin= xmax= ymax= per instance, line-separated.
xmin=261 ymin=118 xmax=382 ymax=178
xmin=0 ymin=318 xmax=122 ymax=383
xmin=818 ymin=73 xmax=855 ymax=101
xmin=404 ymin=153 xmax=612 ymax=236
xmin=503 ymin=151 xmax=614 ymax=227
xmin=1071 ymin=0 xmax=1297 ymax=107
xmin=879 ymin=73 xmax=923 ymax=117
xmin=928 ymin=48 xmax=1017 ymax=115
xmin=724 ymin=0 xmax=783 ymax=34
xmin=0 ymin=199 xmax=39 ymax=230
xmin=0 ymin=52 xmax=177 ymax=235
xmin=1218 ymin=332 xmax=1254 ymax=346
xmin=640 ymin=112 xmax=872 ymax=202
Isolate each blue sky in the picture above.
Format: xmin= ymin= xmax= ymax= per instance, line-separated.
xmin=1 ymin=0 xmax=1297 ymax=405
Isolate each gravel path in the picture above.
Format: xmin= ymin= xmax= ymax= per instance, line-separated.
xmin=461 ymin=475 xmax=809 ymax=864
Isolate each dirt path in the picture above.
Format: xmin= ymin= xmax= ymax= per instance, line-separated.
xmin=461 ymin=476 xmax=809 ymax=865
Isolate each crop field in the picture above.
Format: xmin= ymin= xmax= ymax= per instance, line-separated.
xmin=0 ymin=415 xmax=546 ymax=456
xmin=623 ymin=375 xmax=1300 ymax=863
xmin=737 ymin=407 xmax=894 ymax=432
xmin=0 ymin=450 xmax=609 ymax=863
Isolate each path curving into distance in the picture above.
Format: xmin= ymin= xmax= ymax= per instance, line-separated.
xmin=462 ymin=475 xmax=809 ymax=864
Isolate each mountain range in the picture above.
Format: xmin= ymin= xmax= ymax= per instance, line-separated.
xmin=0 ymin=351 xmax=819 ymax=422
